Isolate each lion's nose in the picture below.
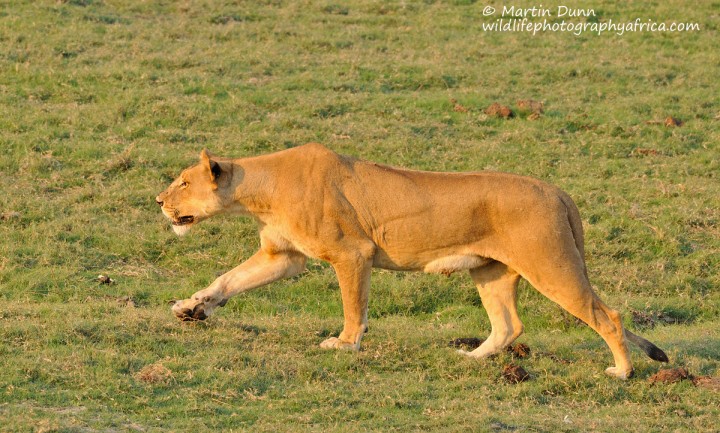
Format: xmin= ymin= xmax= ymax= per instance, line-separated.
xmin=155 ymin=196 xmax=164 ymax=207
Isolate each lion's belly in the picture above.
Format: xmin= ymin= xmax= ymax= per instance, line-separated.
xmin=368 ymin=212 xmax=494 ymax=273
xmin=372 ymin=248 xmax=491 ymax=274
xmin=422 ymin=255 xmax=492 ymax=274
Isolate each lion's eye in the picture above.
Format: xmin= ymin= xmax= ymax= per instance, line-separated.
xmin=179 ymin=181 xmax=188 ymax=188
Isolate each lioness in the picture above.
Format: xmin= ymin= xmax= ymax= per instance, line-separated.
xmin=157 ymin=143 xmax=668 ymax=379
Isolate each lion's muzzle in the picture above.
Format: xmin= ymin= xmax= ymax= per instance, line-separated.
xmin=173 ymin=215 xmax=195 ymax=226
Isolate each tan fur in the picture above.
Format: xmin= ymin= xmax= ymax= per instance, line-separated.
xmin=157 ymin=144 xmax=652 ymax=379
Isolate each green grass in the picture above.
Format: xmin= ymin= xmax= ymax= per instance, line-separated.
xmin=1 ymin=0 xmax=719 ymax=431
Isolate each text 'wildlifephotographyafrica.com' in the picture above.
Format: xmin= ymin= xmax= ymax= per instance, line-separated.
xmin=480 ymin=5 xmax=701 ymax=36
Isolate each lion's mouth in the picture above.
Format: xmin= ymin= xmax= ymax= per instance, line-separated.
xmin=173 ymin=215 xmax=195 ymax=226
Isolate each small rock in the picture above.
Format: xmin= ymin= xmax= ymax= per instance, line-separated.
xmin=485 ymin=102 xmax=514 ymax=119
xmin=648 ymin=367 xmax=690 ymax=384
xmin=502 ymin=364 xmax=530 ymax=383
xmin=97 ymin=275 xmax=115 ymax=285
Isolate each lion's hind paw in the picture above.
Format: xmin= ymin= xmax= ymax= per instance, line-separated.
xmin=320 ymin=336 xmax=359 ymax=351
xmin=605 ymin=366 xmax=634 ymax=380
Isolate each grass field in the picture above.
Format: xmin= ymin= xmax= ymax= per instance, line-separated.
xmin=1 ymin=0 xmax=719 ymax=431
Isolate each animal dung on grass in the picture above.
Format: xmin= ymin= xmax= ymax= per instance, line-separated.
xmin=508 ymin=343 xmax=531 ymax=359
xmin=664 ymin=116 xmax=683 ymax=127
xmin=648 ymin=368 xmax=690 ymax=384
xmin=502 ymin=364 xmax=530 ymax=383
xmin=516 ymin=99 xmax=544 ymax=114
xmin=647 ymin=368 xmax=720 ymax=390
xmin=450 ymin=98 xmax=469 ymax=113
xmin=485 ymin=102 xmax=515 ymax=119
xmin=631 ymin=148 xmax=661 ymax=157
xmin=646 ymin=116 xmax=683 ymax=127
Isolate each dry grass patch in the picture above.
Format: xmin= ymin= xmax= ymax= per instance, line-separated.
xmin=134 ymin=362 xmax=173 ymax=385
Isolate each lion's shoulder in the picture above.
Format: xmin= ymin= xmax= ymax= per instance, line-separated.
xmin=297 ymin=142 xmax=333 ymax=154
xmin=281 ymin=143 xmax=357 ymax=171
xmin=286 ymin=142 xmax=338 ymax=160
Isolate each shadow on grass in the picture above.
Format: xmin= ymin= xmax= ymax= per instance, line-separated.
xmin=234 ymin=323 xmax=266 ymax=335
xmin=663 ymin=333 xmax=720 ymax=360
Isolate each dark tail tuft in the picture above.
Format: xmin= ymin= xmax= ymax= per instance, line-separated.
xmin=626 ymin=330 xmax=669 ymax=363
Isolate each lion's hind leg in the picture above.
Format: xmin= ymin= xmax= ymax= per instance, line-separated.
xmin=519 ymin=260 xmax=634 ymax=379
xmin=459 ymin=261 xmax=523 ymax=359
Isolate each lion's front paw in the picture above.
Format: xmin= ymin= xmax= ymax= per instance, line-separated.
xmin=172 ymin=299 xmax=209 ymax=321
xmin=320 ymin=336 xmax=359 ymax=351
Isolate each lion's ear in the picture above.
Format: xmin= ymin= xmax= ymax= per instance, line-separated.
xmin=200 ymin=149 xmax=222 ymax=182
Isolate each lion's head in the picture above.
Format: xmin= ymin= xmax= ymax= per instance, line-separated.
xmin=156 ymin=149 xmax=229 ymax=236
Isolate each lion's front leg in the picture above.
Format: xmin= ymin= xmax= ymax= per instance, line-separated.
xmin=320 ymin=257 xmax=372 ymax=351
xmin=172 ymin=250 xmax=306 ymax=321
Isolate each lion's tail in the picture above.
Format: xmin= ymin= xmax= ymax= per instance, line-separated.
xmin=559 ymin=191 xmax=669 ymax=364
xmin=626 ymin=330 xmax=669 ymax=363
